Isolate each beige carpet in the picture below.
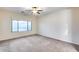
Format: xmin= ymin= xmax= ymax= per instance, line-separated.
xmin=0 ymin=35 xmax=78 ymax=52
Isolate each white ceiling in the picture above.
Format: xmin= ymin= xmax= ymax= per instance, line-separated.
xmin=0 ymin=7 xmax=64 ymax=16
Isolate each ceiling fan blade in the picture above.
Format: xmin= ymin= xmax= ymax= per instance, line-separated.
xmin=32 ymin=7 xmax=37 ymax=8
xmin=38 ymin=10 xmax=43 ymax=11
xmin=37 ymin=12 xmax=40 ymax=14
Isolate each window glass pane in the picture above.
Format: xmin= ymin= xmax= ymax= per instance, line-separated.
xmin=12 ymin=20 xmax=18 ymax=32
xmin=18 ymin=21 xmax=27 ymax=32
xmin=28 ymin=21 xmax=32 ymax=31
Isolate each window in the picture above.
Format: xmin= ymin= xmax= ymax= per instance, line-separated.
xmin=27 ymin=21 xmax=32 ymax=31
xmin=11 ymin=20 xmax=32 ymax=32
xmin=18 ymin=21 xmax=28 ymax=32
xmin=12 ymin=20 xmax=18 ymax=32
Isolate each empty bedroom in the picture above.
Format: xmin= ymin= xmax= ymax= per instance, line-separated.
xmin=0 ymin=7 xmax=79 ymax=52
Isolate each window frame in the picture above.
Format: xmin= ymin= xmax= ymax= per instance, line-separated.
xmin=27 ymin=20 xmax=32 ymax=31
xmin=11 ymin=20 xmax=32 ymax=32
xmin=11 ymin=20 xmax=18 ymax=32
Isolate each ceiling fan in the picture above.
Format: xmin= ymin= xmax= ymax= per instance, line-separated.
xmin=32 ymin=7 xmax=43 ymax=14
xmin=21 ymin=7 xmax=43 ymax=15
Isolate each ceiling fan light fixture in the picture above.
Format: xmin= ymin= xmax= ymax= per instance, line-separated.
xmin=24 ymin=7 xmax=42 ymax=15
xmin=32 ymin=7 xmax=38 ymax=15
xmin=32 ymin=10 xmax=37 ymax=14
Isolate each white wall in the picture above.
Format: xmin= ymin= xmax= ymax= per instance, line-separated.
xmin=38 ymin=8 xmax=74 ymax=44
xmin=38 ymin=8 xmax=79 ymax=45
xmin=0 ymin=9 xmax=37 ymax=41
xmin=71 ymin=8 xmax=79 ymax=44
